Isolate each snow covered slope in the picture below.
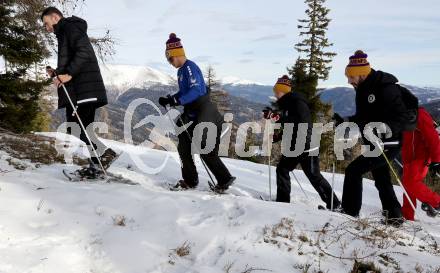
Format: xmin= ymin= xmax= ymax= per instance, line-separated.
xmin=0 ymin=133 xmax=439 ymax=273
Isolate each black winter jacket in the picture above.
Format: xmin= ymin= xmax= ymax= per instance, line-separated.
xmin=182 ymin=94 xmax=223 ymax=127
xmin=349 ymin=70 xmax=410 ymax=146
xmin=276 ymin=92 xmax=315 ymax=153
xmin=54 ymin=16 xmax=107 ymax=109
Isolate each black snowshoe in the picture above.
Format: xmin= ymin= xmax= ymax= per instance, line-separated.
xmin=421 ymin=203 xmax=440 ymax=218
xmin=318 ymin=204 xmax=344 ymax=213
xmin=210 ymin=176 xmax=236 ymax=194
xmin=63 ymin=163 xmax=137 ymax=185
xmin=69 ymin=164 xmax=104 ymax=180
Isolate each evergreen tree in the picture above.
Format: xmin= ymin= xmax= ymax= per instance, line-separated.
xmin=0 ymin=0 xmax=115 ymax=133
xmin=288 ymin=0 xmax=337 ymax=170
xmin=288 ymin=58 xmax=325 ymax=122
xmin=295 ymin=0 xmax=336 ymax=81
xmin=204 ymin=65 xmax=230 ymax=114
xmin=0 ymin=1 xmax=49 ymax=133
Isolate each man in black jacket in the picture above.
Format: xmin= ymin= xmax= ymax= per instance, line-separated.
xmin=264 ymin=75 xmax=340 ymax=209
xmin=42 ymin=7 xmax=116 ymax=175
xmin=334 ymin=50 xmax=413 ymax=225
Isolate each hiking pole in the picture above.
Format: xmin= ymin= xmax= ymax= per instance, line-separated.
xmin=164 ymin=105 xmax=217 ymax=186
xmin=331 ymin=162 xmax=336 ymax=211
xmin=376 ymin=142 xmax=417 ymax=217
xmin=48 ymin=67 xmax=107 ymax=177
xmin=394 ymin=159 xmax=403 ymax=169
xmin=266 ymin=126 xmax=272 ymax=201
xmin=291 ymin=170 xmax=309 ymax=199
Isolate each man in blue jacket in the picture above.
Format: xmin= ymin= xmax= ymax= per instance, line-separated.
xmin=159 ymin=33 xmax=235 ymax=193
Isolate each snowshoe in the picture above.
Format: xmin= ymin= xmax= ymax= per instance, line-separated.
xmin=74 ymin=165 xmax=104 ymax=180
xmin=63 ymin=164 xmax=138 ymax=185
xmin=318 ymin=204 xmax=344 ymax=213
xmin=421 ymin=203 xmax=440 ymax=218
xmin=169 ymin=179 xmax=198 ymax=191
xmin=211 ymin=176 xmax=236 ymax=194
xmin=63 ymin=167 xmax=103 ymax=182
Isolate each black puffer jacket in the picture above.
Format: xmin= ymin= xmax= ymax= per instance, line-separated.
xmin=276 ymin=92 xmax=314 ymax=153
xmin=349 ymin=70 xmax=410 ymax=145
xmin=54 ymin=16 xmax=107 ymax=109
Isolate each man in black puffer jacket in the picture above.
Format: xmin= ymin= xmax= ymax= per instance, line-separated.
xmin=264 ymin=75 xmax=340 ymax=209
xmin=42 ymin=7 xmax=116 ymax=174
xmin=334 ymin=50 xmax=416 ymax=226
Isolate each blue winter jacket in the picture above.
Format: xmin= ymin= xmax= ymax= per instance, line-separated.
xmin=175 ymin=60 xmax=207 ymax=105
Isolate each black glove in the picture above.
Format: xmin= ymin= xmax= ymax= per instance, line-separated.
xmin=273 ymin=132 xmax=282 ymax=143
xmin=158 ymin=95 xmax=179 ymax=108
xmin=332 ymin=113 xmax=345 ymax=127
xmin=429 ymin=162 xmax=440 ymax=175
xmin=262 ymin=107 xmax=280 ymax=122
xmin=263 ymin=107 xmax=273 ymax=119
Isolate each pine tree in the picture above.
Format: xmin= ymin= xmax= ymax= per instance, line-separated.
xmin=0 ymin=0 xmax=115 ymax=133
xmin=204 ymin=65 xmax=230 ymax=114
xmin=0 ymin=1 xmax=49 ymax=133
xmin=288 ymin=58 xmax=323 ymax=121
xmin=295 ymin=0 xmax=336 ymax=81
xmin=288 ymin=0 xmax=337 ymax=170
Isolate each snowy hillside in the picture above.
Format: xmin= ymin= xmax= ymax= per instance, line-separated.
xmin=0 ymin=133 xmax=439 ymax=273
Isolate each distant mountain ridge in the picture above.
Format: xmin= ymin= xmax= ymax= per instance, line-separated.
xmin=94 ymin=64 xmax=440 ymax=123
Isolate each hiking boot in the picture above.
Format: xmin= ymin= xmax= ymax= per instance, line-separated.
xmin=213 ymin=176 xmax=236 ymax=193
xmin=100 ymin=148 xmax=119 ymax=170
xmin=329 ymin=204 xmax=343 ymax=212
xmin=421 ymin=203 xmax=440 ymax=218
xmin=170 ymin=179 xmax=199 ymax=191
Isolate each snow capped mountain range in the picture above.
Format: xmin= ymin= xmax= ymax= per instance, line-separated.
xmin=99 ymin=64 xmax=440 ymax=117
xmin=100 ymin=64 xmax=175 ymax=92
xmin=221 ymin=76 xmax=264 ymax=86
xmin=100 ymin=64 xmax=263 ymax=92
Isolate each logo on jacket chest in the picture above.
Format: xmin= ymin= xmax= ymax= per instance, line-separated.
xmin=367 ymin=94 xmax=376 ymax=103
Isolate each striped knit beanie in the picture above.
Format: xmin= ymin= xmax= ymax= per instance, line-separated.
xmin=273 ymin=75 xmax=292 ymax=94
xmin=165 ymin=33 xmax=185 ymax=59
xmin=345 ymin=50 xmax=372 ymax=77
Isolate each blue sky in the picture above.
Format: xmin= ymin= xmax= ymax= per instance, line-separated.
xmin=74 ymin=0 xmax=440 ymax=86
